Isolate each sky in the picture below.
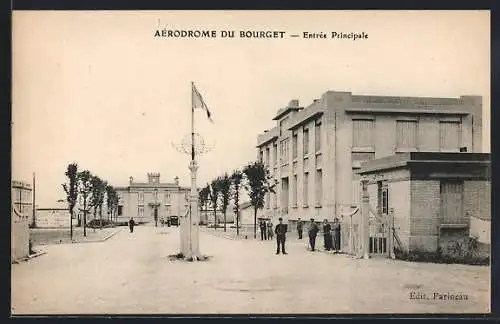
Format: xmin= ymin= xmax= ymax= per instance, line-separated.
xmin=12 ymin=10 xmax=490 ymax=207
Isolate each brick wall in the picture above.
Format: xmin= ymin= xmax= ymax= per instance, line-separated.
xmin=464 ymin=181 xmax=491 ymax=221
xmin=388 ymin=180 xmax=411 ymax=248
xmin=409 ymin=180 xmax=440 ymax=251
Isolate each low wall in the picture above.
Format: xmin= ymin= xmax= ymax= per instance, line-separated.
xmin=36 ymin=209 xmax=77 ymax=228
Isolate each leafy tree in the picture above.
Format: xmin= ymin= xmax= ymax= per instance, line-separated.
xmin=231 ymin=169 xmax=243 ymax=236
xmin=106 ymin=185 xmax=119 ymax=223
xmin=77 ymin=170 xmax=93 ymax=237
xmin=62 ymin=163 xmax=78 ymax=240
xmin=209 ymin=178 xmax=221 ymax=229
xmin=90 ymin=175 xmax=106 ymax=230
xmin=98 ymin=180 xmax=108 ymax=229
xmin=243 ymin=161 xmax=276 ymax=239
xmin=218 ymin=173 xmax=231 ymax=232
xmin=198 ymin=184 xmax=210 ymax=225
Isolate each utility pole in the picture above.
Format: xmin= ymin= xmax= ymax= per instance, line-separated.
xmin=32 ymin=172 xmax=36 ymax=228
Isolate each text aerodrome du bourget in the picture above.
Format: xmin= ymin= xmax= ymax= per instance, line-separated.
xmin=153 ymin=29 xmax=369 ymax=41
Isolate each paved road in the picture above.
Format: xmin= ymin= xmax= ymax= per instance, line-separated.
xmin=11 ymin=224 xmax=490 ymax=314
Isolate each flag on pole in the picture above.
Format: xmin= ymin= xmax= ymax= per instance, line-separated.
xmin=192 ymin=83 xmax=214 ymax=123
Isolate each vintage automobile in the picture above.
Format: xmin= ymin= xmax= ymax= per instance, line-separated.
xmin=167 ymin=216 xmax=179 ymax=227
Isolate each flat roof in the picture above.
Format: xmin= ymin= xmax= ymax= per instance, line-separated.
xmin=358 ymin=152 xmax=491 ymax=174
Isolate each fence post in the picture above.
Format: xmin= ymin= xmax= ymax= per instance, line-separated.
xmin=361 ymin=179 xmax=370 ymax=259
xmin=388 ymin=208 xmax=395 ymax=259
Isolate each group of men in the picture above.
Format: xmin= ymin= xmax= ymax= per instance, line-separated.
xmin=259 ymin=219 xmax=274 ymax=241
xmin=270 ymin=217 xmax=341 ymax=255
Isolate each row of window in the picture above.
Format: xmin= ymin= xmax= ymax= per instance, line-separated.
xmin=261 ymin=118 xmax=463 ymax=166
xmin=353 ymin=118 xmax=462 ymax=150
xmin=261 ymin=119 xmax=322 ymax=166
xmin=137 ymin=191 xmax=172 ymax=202
xmin=266 ymin=169 xmax=324 ymax=210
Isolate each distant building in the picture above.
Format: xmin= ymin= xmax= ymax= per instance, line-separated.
xmin=114 ymin=173 xmax=191 ymax=224
xmin=256 ymin=91 xmax=483 ymax=225
xmin=11 ymin=181 xmax=32 ymax=262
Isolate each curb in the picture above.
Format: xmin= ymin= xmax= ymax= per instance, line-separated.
xmin=12 ymin=250 xmax=47 ymax=264
xmin=33 ymin=227 xmax=124 ymax=246
xmin=73 ymin=227 xmax=123 ymax=244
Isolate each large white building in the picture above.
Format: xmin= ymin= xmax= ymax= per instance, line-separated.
xmin=114 ymin=173 xmax=190 ymax=224
xmin=256 ymin=91 xmax=483 ymax=227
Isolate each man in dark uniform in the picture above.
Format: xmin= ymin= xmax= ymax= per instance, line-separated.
xmin=308 ymin=218 xmax=319 ymax=251
xmin=323 ymin=219 xmax=332 ymax=251
xmin=274 ymin=217 xmax=287 ymax=255
xmin=129 ymin=217 xmax=135 ymax=233
xmin=297 ymin=218 xmax=304 ymax=239
xmin=260 ymin=220 xmax=267 ymax=240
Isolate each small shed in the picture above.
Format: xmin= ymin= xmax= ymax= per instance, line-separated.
xmin=357 ymin=152 xmax=490 ymax=255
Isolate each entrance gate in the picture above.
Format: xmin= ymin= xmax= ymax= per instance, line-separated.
xmin=368 ymin=208 xmax=389 ymax=256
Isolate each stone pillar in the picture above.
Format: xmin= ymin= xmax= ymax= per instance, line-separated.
xmin=189 ymin=160 xmax=200 ymax=258
xmin=361 ymin=179 xmax=370 ymax=259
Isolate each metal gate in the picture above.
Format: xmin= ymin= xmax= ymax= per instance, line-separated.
xmin=368 ymin=208 xmax=389 ymax=256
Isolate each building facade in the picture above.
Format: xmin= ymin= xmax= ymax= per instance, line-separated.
xmin=256 ymin=91 xmax=483 ymax=225
xmin=115 ymin=173 xmax=191 ymax=224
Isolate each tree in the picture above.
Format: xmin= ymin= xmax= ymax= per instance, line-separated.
xmin=231 ymin=169 xmax=243 ymax=236
xmin=106 ymin=185 xmax=118 ymax=223
xmin=62 ymin=163 xmax=78 ymax=240
xmin=198 ymin=184 xmax=210 ymax=225
xmin=90 ymin=175 xmax=106 ymax=230
xmin=209 ymin=178 xmax=221 ymax=229
xmin=243 ymin=161 xmax=276 ymax=239
xmin=98 ymin=180 xmax=108 ymax=229
xmin=77 ymin=170 xmax=93 ymax=237
xmin=218 ymin=173 xmax=231 ymax=232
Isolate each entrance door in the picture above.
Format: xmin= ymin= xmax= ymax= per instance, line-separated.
xmin=440 ymin=180 xmax=464 ymax=224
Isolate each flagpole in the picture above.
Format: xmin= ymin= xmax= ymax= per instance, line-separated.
xmin=191 ymin=82 xmax=195 ymax=162
xmin=189 ymin=82 xmax=195 ymax=257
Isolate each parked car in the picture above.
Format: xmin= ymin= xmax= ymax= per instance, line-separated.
xmin=168 ymin=216 xmax=179 ymax=227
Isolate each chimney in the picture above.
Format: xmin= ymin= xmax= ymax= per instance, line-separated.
xmin=288 ymin=99 xmax=299 ymax=108
xmin=174 ymin=176 xmax=179 ymax=186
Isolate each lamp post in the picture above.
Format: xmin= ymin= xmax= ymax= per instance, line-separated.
xmin=154 ymin=188 xmax=158 ymax=227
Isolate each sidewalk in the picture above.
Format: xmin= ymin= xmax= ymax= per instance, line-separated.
xmin=30 ymin=226 xmax=123 ymax=246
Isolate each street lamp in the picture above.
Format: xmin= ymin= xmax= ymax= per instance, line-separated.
xmin=154 ymin=188 xmax=158 ymax=227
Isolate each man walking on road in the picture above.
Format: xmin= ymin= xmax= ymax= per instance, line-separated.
xmin=129 ymin=217 xmax=135 ymax=233
xmin=297 ymin=218 xmax=304 ymax=239
xmin=308 ymin=218 xmax=319 ymax=251
xmin=275 ymin=217 xmax=287 ymax=255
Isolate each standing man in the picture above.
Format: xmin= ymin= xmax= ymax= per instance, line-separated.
xmin=297 ymin=218 xmax=304 ymax=239
xmin=260 ymin=220 xmax=267 ymax=240
xmin=322 ymin=219 xmax=332 ymax=251
xmin=129 ymin=217 xmax=135 ymax=233
xmin=308 ymin=218 xmax=319 ymax=251
xmin=267 ymin=219 xmax=274 ymax=240
xmin=275 ymin=217 xmax=287 ymax=255
xmin=332 ymin=217 xmax=341 ymax=253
